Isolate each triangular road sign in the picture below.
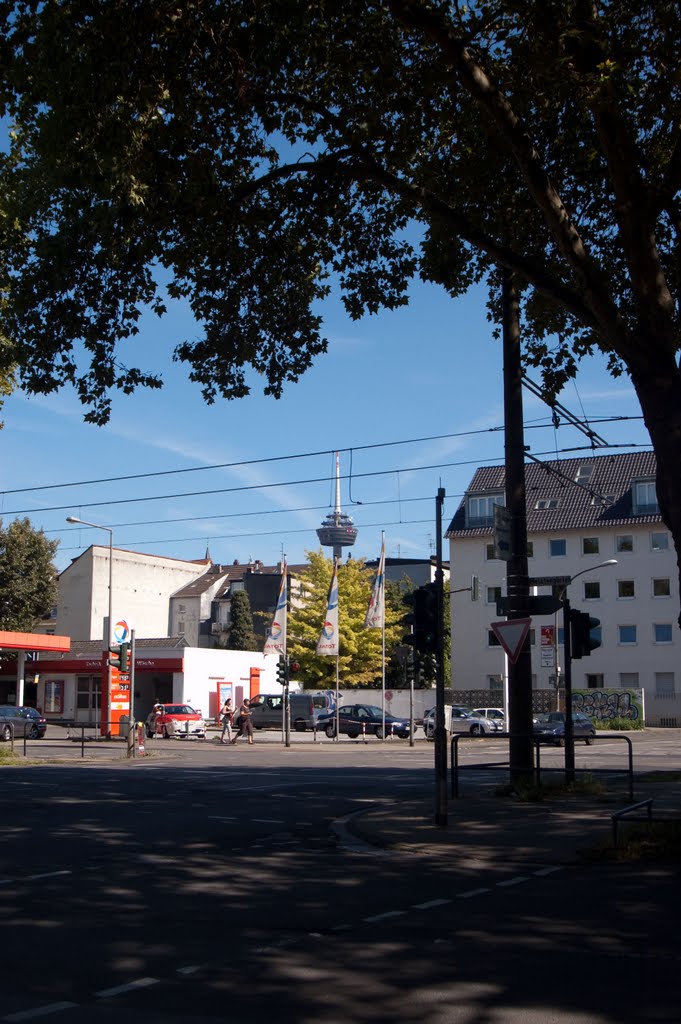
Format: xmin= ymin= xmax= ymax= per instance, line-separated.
xmin=490 ymin=618 xmax=531 ymax=663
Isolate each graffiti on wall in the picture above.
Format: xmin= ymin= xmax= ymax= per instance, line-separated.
xmin=572 ymin=689 xmax=643 ymax=722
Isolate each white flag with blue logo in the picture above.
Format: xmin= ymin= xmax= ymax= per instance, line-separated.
xmin=316 ymin=561 xmax=339 ymax=656
xmin=364 ymin=540 xmax=385 ymax=629
xmin=263 ymin=563 xmax=287 ymax=656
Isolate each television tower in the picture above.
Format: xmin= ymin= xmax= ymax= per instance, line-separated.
xmin=316 ymin=452 xmax=358 ymax=561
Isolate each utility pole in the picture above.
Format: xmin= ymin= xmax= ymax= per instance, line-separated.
xmin=434 ymin=487 xmax=447 ymax=827
xmin=502 ymin=270 xmax=534 ymax=782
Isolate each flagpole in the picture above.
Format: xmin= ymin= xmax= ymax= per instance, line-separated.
xmin=381 ymin=530 xmax=386 ymax=740
xmin=335 ymin=652 xmax=339 ymax=742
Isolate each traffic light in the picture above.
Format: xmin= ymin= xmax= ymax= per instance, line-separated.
xmin=402 ymin=582 xmax=439 ymax=655
xmin=570 ymin=609 xmax=601 ymax=659
xmin=289 ymin=660 xmax=301 ymax=676
xmin=276 ymin=655 xmax=289 ymax=685
xmin=119 ymin=642 xmax=130 ymax=674
xmin=108 ymin=644 xmax=122 ymax=669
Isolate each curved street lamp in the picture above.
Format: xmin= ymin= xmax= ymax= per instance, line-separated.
xmin=561 ymin=558 xmax=618 ymax=782
xmin=66 ymin=516 xmax=114 ymax=736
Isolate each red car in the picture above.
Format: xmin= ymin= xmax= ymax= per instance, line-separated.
xmin=145 ymin=703 xmax=206 ymax=739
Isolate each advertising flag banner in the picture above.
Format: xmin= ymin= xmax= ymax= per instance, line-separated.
xmin=263 ymin=563 xmax=287 ymax=656
xmin=364 ymin=540 xmax=385 ymax=628
xmin=316 ymin=561 xmax=339 ymax=656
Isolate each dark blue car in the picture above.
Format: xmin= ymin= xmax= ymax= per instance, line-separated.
xmin=316 ymin=703 xmax=411 ymax=739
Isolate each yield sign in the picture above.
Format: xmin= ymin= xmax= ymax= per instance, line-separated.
xmin=491 ymin=619 xmax=531 ymax=663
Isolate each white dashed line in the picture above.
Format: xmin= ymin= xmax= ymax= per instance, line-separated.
xmin=3 ymin=1002 xmax=79 ymax=1021
xmin=26 ymin=871 xmax=72 ymax=882
xmin=458 ymin=888 xmax=491 ymax=899
xmin=534 ymin=866 xmax=564 ymax=876
xmin=365 ymin=910 xmax=406 ymax=923
xmin=176 ymin=965 xmax=203 ymax=975
xmin=497 ymin=876 xmax=530 ymax=887
xmin=413 ymin=898 xmax=452 ymax=910
xmin=95 ymin=977 xmax=159 ymax=998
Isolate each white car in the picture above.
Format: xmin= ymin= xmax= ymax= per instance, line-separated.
xmin=472 ymin=707 xmax=506 ymax=728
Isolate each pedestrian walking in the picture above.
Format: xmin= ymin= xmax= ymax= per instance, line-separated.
xmin=231 ymin=698 xmax=254 ymax=745
xmin=220 ymin=698 xmax=234 ymax=744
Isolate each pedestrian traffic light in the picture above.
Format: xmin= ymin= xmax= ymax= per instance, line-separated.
xmin=119 ymin=642 xmax=130 ymax=674
xmin=402 ymin=582 xmax=439 ymax=655
xmin=570 ymin=609 xmax=601 ymax=659
xmin=276 ymin=655 xmax=289 ymax=685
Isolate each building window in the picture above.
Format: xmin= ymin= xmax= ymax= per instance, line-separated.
xmin=654 ymin=623 xmax=673 ymax=644
xmin=487 ymin=675 xmax=503 ymax=689
xmin=582 ymin=537 xmax=599 ymax=555
xmin=485 ymin=543 xmax=496 ymax=560
xmin=535 ymin=498 xmax=559 ymax=510
xmin=549 ymin=538 xmax=567 ymax=557
xmin=529 ymin=629 xmax=536 ymax=647
xmin=467 ymin=493 xmax=505 ymax=527
xmin=526 ymin=540 xmax=534 ymax=558
xmin=557 ymin=627 xmax=565 ymax=646
xmin=586 ymin=674 xmax=604 ymax=688
xmin=653 ymin=578 xmax=671 ymax=598
xmin=655 ymin=672 xmax=675 ymax=695
xmin=619 ymin=673 xmax=639 ymax=687
xmin=633 ymin=479 xmax=659 ymax=515
xmin=617 ymin=580 xmax=635 ymax=599
xmin=575 ymin=464 xmax=594 ymax=484
xmin=178 ymin=621 xmax=185 ymax=634
xmin=651 ymin=532 xmax=669 ymax=551
xmin=616 ymin=535 xmax=633 ymax=553
xmin=486 ymin=586 xmax=501 ymax=605
xmin=487 ymin=630 xmax=501 ymax=647
xmin=618 ymin=625 xmax=637 ymax=644
xmin=584 ymin=581 xmax=600 ymax=600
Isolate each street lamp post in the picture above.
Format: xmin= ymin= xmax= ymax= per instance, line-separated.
xmin=560 ymin=559 xmax=617 ymax=783
xmin=66 ymin=516 xmax=114 ymax=735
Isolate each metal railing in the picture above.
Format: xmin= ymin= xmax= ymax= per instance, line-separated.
xmin=450 ymin=732 xmax=634 ymax=801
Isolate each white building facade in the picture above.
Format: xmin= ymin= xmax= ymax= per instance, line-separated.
xmin=447 ymin=452 xmax=679 ymax=726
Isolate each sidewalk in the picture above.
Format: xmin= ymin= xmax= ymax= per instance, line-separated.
xmin=345 ymin=775 xmax=681 ymax=867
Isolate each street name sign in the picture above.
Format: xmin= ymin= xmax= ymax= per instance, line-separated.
xmin=529 ymin=575 xmax=571 ymax=587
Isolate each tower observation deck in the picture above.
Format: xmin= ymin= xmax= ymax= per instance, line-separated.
xmin=316 ymin=452 xmax=358 ymax=562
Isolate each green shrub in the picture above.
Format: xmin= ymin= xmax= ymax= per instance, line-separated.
xmin=593 ymin=717 xmax=643 ymax=731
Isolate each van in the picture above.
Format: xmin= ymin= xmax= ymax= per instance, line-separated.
xmin=249 ymin=692 xmax=330 ymax=732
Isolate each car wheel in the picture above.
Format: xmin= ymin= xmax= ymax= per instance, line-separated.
xmin=28 ymin=725 xmax=41 ymax=739
xmin=556 ymin=738 xmax=565 ymax=747
xmin=1 ymin=724 xmax=11 ymax=742
xmin=146 ymin=730 xmax=154 ymax=738
xmin=325 ymin=723 xmax=336 ymax=739
xmin=347 ymin=731 xmax=360 ymax=740
xmin=470 ymin=724 xmax=482 ymax=735
xmin=375 ymin=726 xmax=383 ymax=740
xmin=162 ymin=726 xmax=171 ymax=739
xmin=397 ymin=731 xmax=409 ymax=739
xmin=293 ymin=719 xmax=306 ymax=732
xmin=585 ymin=736 xmax=594 ymax=745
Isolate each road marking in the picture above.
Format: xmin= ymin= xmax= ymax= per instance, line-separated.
xmin=496 ymin=876 xmax=529 ymax=887
xmin=365 ymin=911 xmax=405 ymax=923
xmin=413 ymin=898 xmax=451 ymax=910
xmin=177 ymin=965 xmax=202 ymax=975
xmin=534 ymin=866 xmax=563 ymax=876
xmin=458 ymin=888 xmax=491 ymax=898
xmin=3 ymin=1003 xmax=79 ymax=1020
xmin=251 ymin=818 xmax=285 ymax=824
xmin=95 ymin=977 xmax=159 ymax=998
xmin=26 ymin=871 xmax=71 ymax=881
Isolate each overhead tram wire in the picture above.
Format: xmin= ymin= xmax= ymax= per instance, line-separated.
xmin=0 ymin=414 xmax=645 ymax=498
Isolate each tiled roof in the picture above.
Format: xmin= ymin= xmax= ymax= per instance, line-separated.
xmin=446 ymin=451 xmax=660 ymax=536
xmin=54 ymin=637 xmax=190 ymax=656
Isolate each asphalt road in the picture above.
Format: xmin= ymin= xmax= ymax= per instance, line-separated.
xmin=1 ymin=731 xmax=679 ymax=1022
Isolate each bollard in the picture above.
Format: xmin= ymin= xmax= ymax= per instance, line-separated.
xmin=362 ymin=721 xmax=367 ymax=743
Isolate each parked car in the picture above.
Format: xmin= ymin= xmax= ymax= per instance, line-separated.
xmin=145 ymin=704 xmax=206 ymax=739
xmin=533 ymin=711 xmax=596 ymax=746
xmin=425 ymin=705 xmax=503 ymax=739
xmin=249 ymin=692 xmax=329 ymax=732
xmin=472 ymin=707 xmax=506 ymax=728
xmin=0 ymin=705 xmax=47 ymax=741
xmin=316 ymin=703 xmax=411 ymax=739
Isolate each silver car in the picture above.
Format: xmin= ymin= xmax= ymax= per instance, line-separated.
xmin=425 ymin=705 xmax=502 ymax=739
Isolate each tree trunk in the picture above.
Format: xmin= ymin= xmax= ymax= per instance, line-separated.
xmin=628 ymin=347 xmax=681 ymax=630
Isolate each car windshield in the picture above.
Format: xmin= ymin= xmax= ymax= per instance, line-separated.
xmin=165 ymin=705 xmax=196 ymax=715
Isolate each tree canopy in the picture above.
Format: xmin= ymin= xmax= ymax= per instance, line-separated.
xmin=288 ymin=551 xmax=405 ymax=687
xmin=0 ymin=517 xmax=59 ymax=630
xmin=1 ymin=1 xmax=680 ymax=599
xmin=226 ymin=589 xmax=259 ymax=651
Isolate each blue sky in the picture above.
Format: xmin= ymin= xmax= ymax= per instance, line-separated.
xmin=1 ymin=275 xmax=651 ymax=575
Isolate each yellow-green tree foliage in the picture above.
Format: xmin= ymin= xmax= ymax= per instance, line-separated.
xmin=288 ymin=550 xmax=404 ymax=689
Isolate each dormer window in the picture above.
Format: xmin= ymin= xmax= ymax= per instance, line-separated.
xmin=633 ymin=479 xmax=659 ymax=515
xmin=575 ymin=465 xmax=593 ymax=483
xmin=466 ymin=493 xmax=504 ymax=528
xmin=535 ymin=498 xmax=559 ymax=510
